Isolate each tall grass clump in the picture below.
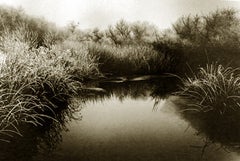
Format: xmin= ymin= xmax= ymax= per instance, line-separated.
xmin=0 ymin=31 xmax=82 ymax=141
xmin=179 ymin=64 xmax=240 ymax=114
xmin=88 ymin=43 xmax=173 ymax=75
xmin=56 ymin=40 xmax=101 ymax=80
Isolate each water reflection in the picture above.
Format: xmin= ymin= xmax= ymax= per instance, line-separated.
xmin=54 ymin=95 xmax=236 ymax=161
xmin=172 ymin=97 xmax=240 ymax=156
xmin=0 ymin=98 xmax=82 ymax=161
xmin=83 ymin=76 xmax=178 ymax=102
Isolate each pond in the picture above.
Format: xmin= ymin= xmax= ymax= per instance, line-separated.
xmin=1 ymin=77 xmax=240 ymax=161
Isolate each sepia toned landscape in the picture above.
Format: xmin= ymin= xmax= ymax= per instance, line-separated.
xmin=0 ymin=0 xmax=240 ymax=161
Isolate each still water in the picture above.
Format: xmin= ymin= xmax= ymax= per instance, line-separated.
xmin=1 ymin=77 xmax=240 ymax=161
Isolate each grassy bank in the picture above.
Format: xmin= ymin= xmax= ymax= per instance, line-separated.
xmin=0 ymin=32 xmax=81 ymax=140
xmin=178 ymin=64 xmax=240 ymax=114
xmin=0 ymin=26 xmax=100 ymax=140
xmin=88 ymin=43 xmax=178 ymax=75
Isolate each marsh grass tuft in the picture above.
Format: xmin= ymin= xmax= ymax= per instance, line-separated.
xmin=0 ymin=31 xmax=84 ymax=140
xmin=178 ymin=64 xmax=240 ymax=114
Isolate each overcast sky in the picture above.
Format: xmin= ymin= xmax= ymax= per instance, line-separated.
xmin=0 ymin=0 xmax=240 ymax=30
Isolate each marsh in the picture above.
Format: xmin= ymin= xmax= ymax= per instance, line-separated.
xmin=0 ymin=1 xmax=240 ymax=161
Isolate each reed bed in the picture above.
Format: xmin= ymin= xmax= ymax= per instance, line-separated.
xmin=179 ymin=64 xmax=240 ymax=114
xmin=57 ymin=40 xmax=101 ymax=80
xmin=88 ymin=43 xmax=169 ymax=75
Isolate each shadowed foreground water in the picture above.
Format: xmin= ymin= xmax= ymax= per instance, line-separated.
xmin=1 ymin=78 xmax=240 ymax=161
xmin=50 ymin=97 xmax=240 ymax=161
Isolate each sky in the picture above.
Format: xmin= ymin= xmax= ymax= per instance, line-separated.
xmin=0 ymin=0 xmax=240 ymax=30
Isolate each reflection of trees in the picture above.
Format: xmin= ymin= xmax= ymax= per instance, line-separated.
xmin=173 ymin=98 xmax=240 ymax=154
xmin=0 ymin=98 xmax=82 ymax=161
xmin=83 ymin=76 xmax=178 ymax=102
